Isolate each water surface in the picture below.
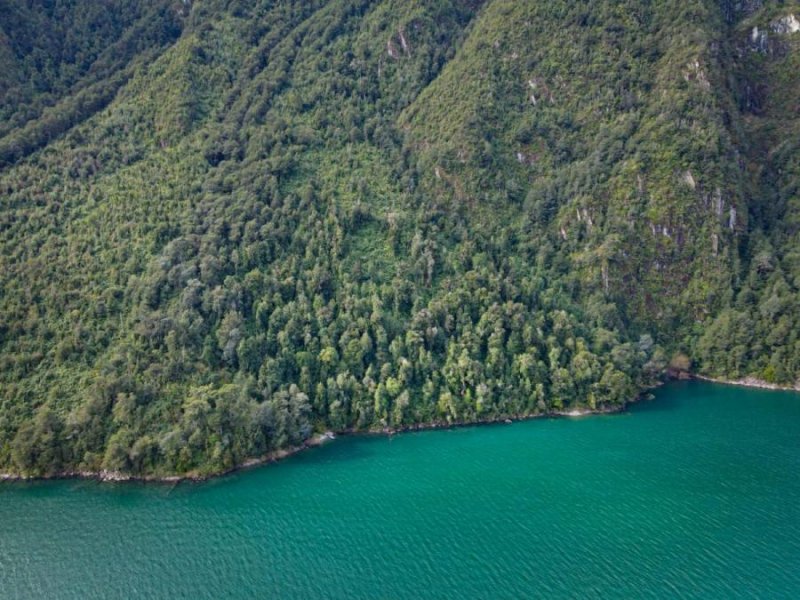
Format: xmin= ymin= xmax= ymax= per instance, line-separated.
xmin=1 ymin=381 xmax=799 ymax=598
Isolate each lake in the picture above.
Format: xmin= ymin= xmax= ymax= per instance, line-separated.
xmin=1 ymin=381 xmax=799 ymax=599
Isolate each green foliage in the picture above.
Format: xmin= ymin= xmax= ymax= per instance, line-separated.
xmin=0 ymin=0 xmax=185 ymax=166
xmin=694 ymin=2 xmax=800 ymax=381
xmin=0 ymin=0 xmax=798 ymax=477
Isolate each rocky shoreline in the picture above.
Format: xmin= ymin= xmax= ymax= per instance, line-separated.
xmin=0 ymin=404 xmax=627 ymax=484
xmin=0 ymin=432 xmax=338 ymax=484
xmin=15 ymin=375 xmax=796 ymax=485
xmin=694 ymin=374 xmax=800 ymax=392
xmin=370 ymin=404 xmax=623 ymax=437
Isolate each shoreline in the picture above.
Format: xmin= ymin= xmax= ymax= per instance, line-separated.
xmin=8 ymin=374 xmax=794 ymax=485
xmin=693 ymin=374 xmax=800 ymax=392
xmin=0 ymin=404 xmax=626 ymax=485
xmin=0 ymin=432 xmax=338 ymax=485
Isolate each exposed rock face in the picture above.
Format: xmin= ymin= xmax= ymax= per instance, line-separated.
xmin=771 ymin=14 xmax=800 ymax=35
xmin=746 ymin=15 xmax=797 ymax=56
xmin=684 ymin=60 xmax=711 ymax=90
xmin=750 ymin=26 xmax=769 ymax=52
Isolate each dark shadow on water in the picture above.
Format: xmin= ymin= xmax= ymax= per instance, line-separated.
xmin=625 ymin=381 xmax=697 ymax=415
xmin=190 ymin=436 xmax=379 ymax=491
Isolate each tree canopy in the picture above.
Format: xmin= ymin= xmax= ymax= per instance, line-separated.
xmin=1 ymin=0 xmax=798 ymax=477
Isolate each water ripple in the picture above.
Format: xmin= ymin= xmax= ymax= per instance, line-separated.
xmin=0 ymin=382 xmax=799 ymax=598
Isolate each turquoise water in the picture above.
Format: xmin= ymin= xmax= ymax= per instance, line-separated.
xmin=1 ymin=381 xmax=799 ymax=599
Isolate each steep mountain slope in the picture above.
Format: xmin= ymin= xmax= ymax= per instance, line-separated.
xmin=0 ymin=0 xmax=185 ymax=164
xmin=401 ymin=0 xmax=743 ymax=329
xmin=0 ymin=0 xmax=797 ymax=478
xmin=696 ymin=3 xmax=800 ymax=380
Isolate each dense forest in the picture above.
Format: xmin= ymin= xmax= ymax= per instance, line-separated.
xmin=0 ymin=0 xmax=798 ymax=478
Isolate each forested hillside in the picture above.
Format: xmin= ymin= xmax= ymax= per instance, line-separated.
xmin=1 ymin=0 xmax=798 ymax=478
